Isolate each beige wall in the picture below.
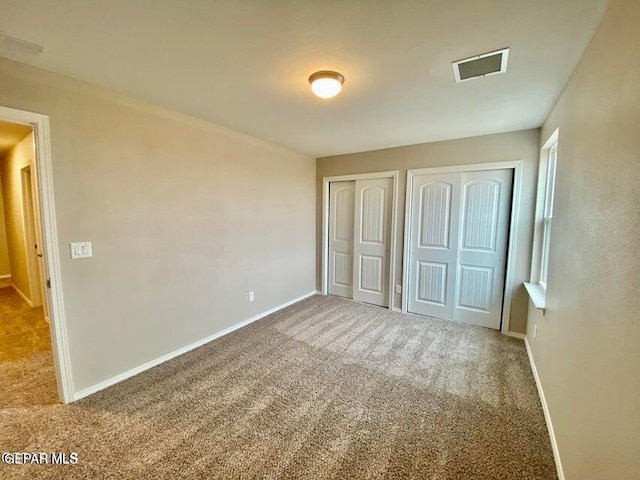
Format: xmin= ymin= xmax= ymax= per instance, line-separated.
xmin=0 ymin=132 xmax=36 ymax=299
xmin=0 ymin=173 xmax=10 ymax=277
xmin=317 ymin=129 xmax=540 ymax=334
xmin=0 ymin=58 xmax=316 ymax=393
xmin=526 ymin=0 xmax=640 ymax=478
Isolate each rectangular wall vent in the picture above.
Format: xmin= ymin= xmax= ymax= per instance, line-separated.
xmin=0 ymin=31 xmax=44 ymax=57
xmin=452 ymin=48 xmax=509 ymax=83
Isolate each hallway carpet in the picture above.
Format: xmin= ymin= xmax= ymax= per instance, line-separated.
xmin=0 ymin=295 xmax=556 ymax=479
xmin=0 ymin=287 xmax=51 ymax=361
xmin=0 ymin=287 xmax=58 ymax=408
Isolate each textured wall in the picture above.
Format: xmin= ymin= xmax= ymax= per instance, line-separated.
xmin=317 ymin=129 xmax=540 ymax=334
xmin=526 ymin=0 xmax=640 ymax=478
xmin=0 ymin=58 xmax=316 ymax=393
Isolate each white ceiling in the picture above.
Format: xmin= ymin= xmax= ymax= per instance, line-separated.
xmin=0 ymin=119 xmax=31 ymax=156
xmin=0 ymin=0 xmax=609 ymax=157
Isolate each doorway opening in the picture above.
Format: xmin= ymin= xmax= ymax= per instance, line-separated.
xmin=0 ymin=120 xmax=57 ymax=406
xmin=0 ymin=107 xmax=72 ymax=404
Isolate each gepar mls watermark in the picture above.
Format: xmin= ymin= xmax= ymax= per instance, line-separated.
xmin=2 ymin=452 xmax=78 ymax=465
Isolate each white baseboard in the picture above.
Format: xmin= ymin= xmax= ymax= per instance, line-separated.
xmin=12 ymin=284 xmax=33 ymax=307
xmin=525 ymin=337 xmax=565 ymax=480
xmin=506 ymin=331 xmax=526 ymax=340
xmin=73 ymin=290 xmax=318 ymax=401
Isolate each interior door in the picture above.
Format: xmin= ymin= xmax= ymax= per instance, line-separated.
xmin=328 ymin=181 xmax=355 ymax=298
xmin=408 ymin=173 xmax=461 ymax=320
xmin=352 ymin=178 xmax=392 ymax=307
xmin=30 ymin=166 xmax=49 ymax=321
xmin=21 ymin=166 xmax=43 ymax=307
xmin=454 ymin=169 xmax=513 ymax=329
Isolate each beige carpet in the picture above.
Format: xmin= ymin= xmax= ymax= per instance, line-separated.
xmin=0 ymin=295 xmax=556 ymax=479
xmin=0 ymin=287 xmax=52 ymax=362
xmin=0 ymin=287 xmax=58 ymax=408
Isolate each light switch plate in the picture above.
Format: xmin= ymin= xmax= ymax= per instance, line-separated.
xmin=70 ymin=242 xmax=92 ymax=259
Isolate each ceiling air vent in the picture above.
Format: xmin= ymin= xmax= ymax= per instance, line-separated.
xmin=0 ymin=30 xmax=44 ymax=57
xmin=452 ymin=48 xmax=509 ymax=83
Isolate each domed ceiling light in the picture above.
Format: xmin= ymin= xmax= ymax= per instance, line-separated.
xmin=308 ymin=71 xmax=345 ymax=99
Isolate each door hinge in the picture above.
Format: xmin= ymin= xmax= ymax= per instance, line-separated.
xmin=46 ymin=278 xmax=51 ymax=289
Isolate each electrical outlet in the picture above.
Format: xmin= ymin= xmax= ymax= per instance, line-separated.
xmin=534 ymin=324 xmax=538 ymax=340
xmin=248 ymin=291 xmax=254 ymax=302
xmin=395 ymin=284 xmax=402 ymax=294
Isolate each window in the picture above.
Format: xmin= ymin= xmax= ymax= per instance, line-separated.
xmin=525 ymin=129 xmax=558 ymax=310
xmin=539 ymin=142 xmax=557 ymax=288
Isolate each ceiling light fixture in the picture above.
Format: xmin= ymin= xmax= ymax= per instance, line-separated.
xmin=308 ymin=71 xmax=344 ymax=99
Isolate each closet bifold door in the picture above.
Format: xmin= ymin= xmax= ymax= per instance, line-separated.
xmin=454 ymin=169 xmax=513 ymax=329
xmin=408 ymin=172 xmax=462 ymax=320
xmin=328 ymin=181 xmax=355 ymax=298
xmin=407 ymin=168 xmax=513 ymax=330
xmin=352 ymin=178 xmax=393 ymax=307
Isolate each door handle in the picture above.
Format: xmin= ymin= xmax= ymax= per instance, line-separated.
xmin=37 ymin=254 xmax=43 ymax=257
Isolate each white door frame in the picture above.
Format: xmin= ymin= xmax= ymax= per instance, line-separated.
xmin=322 ymin=171 xmax=399 ymax=309
xmin=403 ymin=161 xmax=523 ymax=335
xmin=0 ymin=105 xmax=73 ymax=403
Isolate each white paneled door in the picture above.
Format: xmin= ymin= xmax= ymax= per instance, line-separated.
xmin=408 ymin=169 xmax=513 ymax=329
xmin=328 ymin=177 xmax=393 ymax=307
xmin=408 ymin=172 xmax=461 ymax=321
xmin=353 ymin=178 xmax=393 ymax=307
xmin=328 ymin=181 xmax=355 ymax=298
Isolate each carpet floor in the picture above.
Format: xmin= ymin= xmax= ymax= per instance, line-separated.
xmin=0 ymin=287 xmax=58 ymax=408
xmin=0 ymin=295 xmax=556 ymax=479
xmin=0 ymin=287 xmax=51 ymax=362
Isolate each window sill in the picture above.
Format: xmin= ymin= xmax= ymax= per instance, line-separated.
xmin=524 ymin=282 xmax=546 ymax=312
